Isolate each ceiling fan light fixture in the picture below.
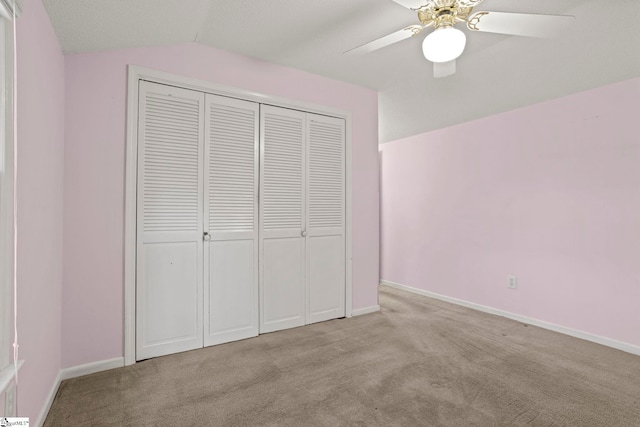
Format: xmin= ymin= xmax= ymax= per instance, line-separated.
xmin=422 ymin=26 xmax=467 ymax=63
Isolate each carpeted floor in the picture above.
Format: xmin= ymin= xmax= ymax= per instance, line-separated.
xmin=45 ymin=286 xmax=640 ymax=426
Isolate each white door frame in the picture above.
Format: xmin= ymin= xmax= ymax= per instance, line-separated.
xmin=124 ymin=65 xmax=353 ymax=366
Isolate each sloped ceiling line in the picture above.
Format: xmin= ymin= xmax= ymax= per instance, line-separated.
xmin=43 ymin=0 xmax=640 ymax=143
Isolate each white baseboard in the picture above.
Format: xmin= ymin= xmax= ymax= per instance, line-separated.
xmin=35 ymin=370 xmax=62 ymax=427
xmin=35 ymin=357 xmax=125 ymax=427
xmin=60 ymin=357 xmax=124 ymax=381
xmin=351 ymin=305 xmax=380 ymax=317
xmin=380 ymin=280 xmax=640 ymax=356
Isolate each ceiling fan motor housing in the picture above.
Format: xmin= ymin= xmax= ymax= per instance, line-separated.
xmin=418 ymin=4 xmax=474 ymax=29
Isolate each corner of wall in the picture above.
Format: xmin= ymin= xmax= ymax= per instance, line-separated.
xmin=15 ymin=0 xmax=66 ymax=421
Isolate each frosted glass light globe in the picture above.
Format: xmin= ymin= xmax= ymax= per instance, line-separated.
xmin=422 ymin=27 xmax=467 ymax=63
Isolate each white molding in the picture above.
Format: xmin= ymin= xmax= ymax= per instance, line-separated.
xmin=35 ymin=358 xmax=124 ymax=427
xmin=0 ymin=359 xmax=22 ymax=395
xmin=0 ymin=0 xmax=23 ymax=20
xmin=123 ymin=66 xmax=139 ymax=366
xmin=124 ymin=65 xmax=355 ymax=364
xmin=0 ymin=16 xmax=15 ymax=373
xmin=351 ymin=305 xmax=380 ymax=316
xmin=59 ymin=357 xmax=125 ymax=381
xmin=344 ymin=118 xmax=353 ymax=318
xmin=127 ymin=66 xmax=352 ymax=119
xmin=34 ymin=370 xmax=61 ymax=427
xmin=380 ymin=280 xmax=640 ymax=356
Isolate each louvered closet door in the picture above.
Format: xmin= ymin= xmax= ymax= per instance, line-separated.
xmin=306 ymin=114 xmax=346 ymax=324
xmin=260 ymin=105 xmax=306 ymax=333
xmin=204 ymin=95 xmax=259 ymax=346
xmin=136 ymin=81 xmax=204 ymax=360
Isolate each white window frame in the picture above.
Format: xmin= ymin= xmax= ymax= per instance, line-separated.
xmin=0 ymin=6 xmax=13 ymax=379
xmin=0 ymin=0 xmax=22 ymax=396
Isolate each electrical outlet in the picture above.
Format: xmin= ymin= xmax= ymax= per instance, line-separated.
xmin=5 ymin=382 xmax=16 ymax=417
xmin=508 ymin=275 xmax=517 ymax=289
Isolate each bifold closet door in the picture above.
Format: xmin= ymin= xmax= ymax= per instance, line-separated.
xmin=136 ymin=82 xmax=344 ymax=358
xmin=136 ymin=81 xmax=205 ymax=360
xmin=259 ymin=105 xmax=306 ymax=333
xmin=306 ymin=114 xmax=346 ymax=324
xmin=203 ymin=95 xmax=259 ymax=346
xmin=260 ymin=107 xmax=347 ymax=333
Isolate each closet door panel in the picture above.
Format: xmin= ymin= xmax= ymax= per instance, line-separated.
xmin=308 ymin=235 xmax=344 ymax=319
xmin=262 ymin=237 xmax=304 ymax=332
xmin=260 ymin=106 xmax=306 ymax=333
xmin=142 ymin=242 xmax=199 ymax=344
xmin=204 ymin=95 xmax=259 ymax=346
xmin=207 ymin=240 xmax=255 ymax=344
xmin=136 ymin=81 xmax=204 ymax=360
xmin=306 ymin=114 xmax=346 ymax=324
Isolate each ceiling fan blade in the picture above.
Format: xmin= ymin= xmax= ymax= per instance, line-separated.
xmin=345 ymin=25 xmax=425 ymax=54
xmin=457 ymin=0 xmax=487 ymax=7
xmin=433 ymin=60 xmax=456 ymax=78
xmin=389 ymin=0 xmax=430 ymax=11
xmin=467 ymin=11 xmax=574 ymax=38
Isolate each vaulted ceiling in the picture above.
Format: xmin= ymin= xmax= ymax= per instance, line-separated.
xmin=43 ymin=0 xmax=640 ymax=142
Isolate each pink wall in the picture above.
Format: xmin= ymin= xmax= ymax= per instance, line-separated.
xmin=15 ymin=0 xmax=65 ymax=420
xmin=380 ymin=77 xmax=640 ymax=347
xmin=63 ymin=43 xmax=379 ymax=367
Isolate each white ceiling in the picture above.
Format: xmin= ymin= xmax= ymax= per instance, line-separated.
xmin=43 ymin=0 xmax=640 ymax=143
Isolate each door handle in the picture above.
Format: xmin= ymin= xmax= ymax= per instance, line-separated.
xmin=203 ymin=232 xmax=211 ymax=241
xmin=301 ymin=230 xmax=307 ymax=237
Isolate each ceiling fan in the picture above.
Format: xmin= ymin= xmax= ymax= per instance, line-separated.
xmin=346 ymin=0 xmax=574 ymax=78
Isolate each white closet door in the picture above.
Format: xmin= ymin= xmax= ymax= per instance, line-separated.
xmin=204 ymin=95 xmax=259 ymax=346
xmin=306 ymin=114 xmax=346 ymax=324
xmin=259 ymin=105 xmax=306 ymax=333
xmin=136 ymin=81 xmax=204 ymax=360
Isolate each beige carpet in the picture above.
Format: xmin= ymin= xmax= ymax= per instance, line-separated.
xmin=45 ymin=286 xmax=640 ymax=426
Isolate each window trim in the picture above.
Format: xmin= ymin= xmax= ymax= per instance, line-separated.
xmin=0 ymin=13 xmax=12 ymax=376
xmin=0 ymin=3 xmax=19 ymax=391
xmin=0 ymin=1 xmax=22 ymax=21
